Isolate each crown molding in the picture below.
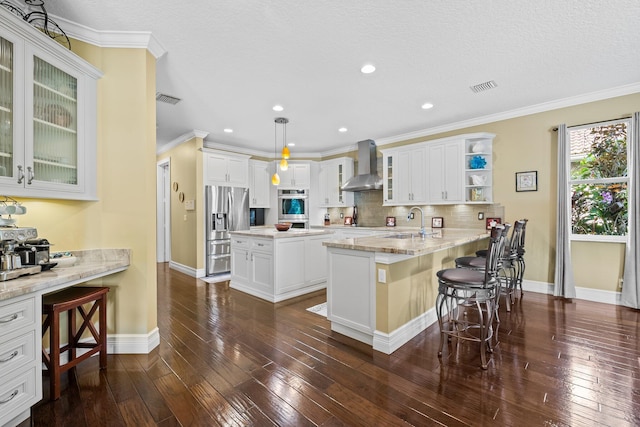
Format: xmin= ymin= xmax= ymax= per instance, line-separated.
xmin=375 ymin=82 xmax=640 ymax=147
xmin=156 ymin=130 xmax=209 ymax=155
xmin=51 ymin=15 xmax=167 ymax=58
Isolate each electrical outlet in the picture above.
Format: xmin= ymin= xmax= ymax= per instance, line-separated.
xmin=618 ymin=278 xmax=623 ymax=291
xmin=410 ymin=213 xmax=415 ymax=220
xmin=378 ymin=268 xmax=386 ymax=283
xmin=184 ymin=214 xmax=187 ymax=221
xmin=340 ymin=213 xmax=344 ymax=218
xmin=478 ymin=212 xmax=485 ymax=220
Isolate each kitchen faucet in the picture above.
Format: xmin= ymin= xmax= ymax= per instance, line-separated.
xmin=408 ymin=206 xmax=427 ymax=238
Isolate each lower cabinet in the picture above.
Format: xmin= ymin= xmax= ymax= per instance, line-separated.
xmin=230 ymin=233 xmax=331 ymax=302
xmin=0 ymin=294 xmax=42 ymax=427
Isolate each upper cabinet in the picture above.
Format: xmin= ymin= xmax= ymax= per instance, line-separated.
xmin=381 ymin=145 xmax=427 ymax=206
xmin=204 ymin=151 xmax=249 ymax=188
xmin=277 ymin=162 xmax=310 ymax=189
xmin=427 ymin=140 xmax=464 ymax=204
xmin=318 ymin=157 xmax=354 ymax=207
xmin=248 ymin=159 xmax=270 ymax=208
xmin=0 ymin=10 xmax=102 ymax=200
xmin=381 ymin=132 xmax=495 ymax=206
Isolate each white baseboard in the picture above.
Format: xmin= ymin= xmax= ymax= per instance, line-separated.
xmin=373 ymin=307 xmax=438 ymax=354
xmin=168 ymin=261 xmax=207 ymax=278
xmin=168 ymin=260 xmax=197 ymax=277
xmin=522 ymin=279 xmax=622 ymax=305
xmin=109 ymin=327 xmax=160 ymax=354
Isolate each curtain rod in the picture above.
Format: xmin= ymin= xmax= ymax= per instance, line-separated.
xmin=552 ymin=115 xmax=631 ymax=131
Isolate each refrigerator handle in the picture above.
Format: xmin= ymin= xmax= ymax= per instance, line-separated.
xmin=227 ymin=190 xmax=234 ymax=231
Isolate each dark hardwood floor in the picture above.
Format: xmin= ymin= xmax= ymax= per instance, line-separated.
xmin=24 ymin=263 xmax=640 ymax=426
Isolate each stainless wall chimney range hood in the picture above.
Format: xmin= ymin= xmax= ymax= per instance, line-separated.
xmin=341 ymin=139 xmax=383 ymax=192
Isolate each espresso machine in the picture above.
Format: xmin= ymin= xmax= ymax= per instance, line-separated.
xmin=0 ymin=197 xmax=47 ymax=281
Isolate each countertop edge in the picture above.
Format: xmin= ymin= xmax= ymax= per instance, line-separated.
xmin=0 ymin=248 xmax=131 ymax=302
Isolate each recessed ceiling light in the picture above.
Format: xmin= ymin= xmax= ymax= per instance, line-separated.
xmin=338 ymin=127 xmax=348 ymax=133
xmin=360 ymin=64 xmax=376 ymax=74
xmin=223 ymin=128 xmax=233 ymax=133
xmin=273 ymin=105 xmax=284 ymax=111
xmin=421 ymin=103 xmax=434 ymax=110
xmin=287 ymin=142 xmax=295 ymax=147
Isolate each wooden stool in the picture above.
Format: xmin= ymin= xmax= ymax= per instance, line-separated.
xmin=42 ymin=286 xmax=109 ymax=400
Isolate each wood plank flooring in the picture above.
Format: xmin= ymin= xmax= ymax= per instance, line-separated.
xmin=24 ymin=263 xmax=640 ymax=426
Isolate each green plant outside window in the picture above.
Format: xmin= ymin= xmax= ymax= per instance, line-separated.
xmin=569 ymin=121 xmax=628 ymax=237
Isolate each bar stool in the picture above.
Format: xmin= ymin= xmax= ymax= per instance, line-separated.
xmin=42 ymin=286 xmax=109 ymax=400
xmin=435 ymin=225 xmax=506 ymax=369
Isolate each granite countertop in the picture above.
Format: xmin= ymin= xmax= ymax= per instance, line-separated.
xmin=232 ymin=227 xmax=334 ymax=239
xmin=322 ymin=228 xmax=489 ymax=256
xmin=0 ymin=249 xmax=131 ymax=301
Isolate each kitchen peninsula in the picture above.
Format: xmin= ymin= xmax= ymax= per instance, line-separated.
xmin=0 ymin=249 xmax=130 ymax=427
xmin=229 ymin=228 xmax=334 ymax=302
xmin=323 ymin=229 xmax=489 ymax=354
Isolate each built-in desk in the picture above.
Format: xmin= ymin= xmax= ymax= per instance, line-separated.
xmin=323 ymin=229 xmax=488 ymax=354
xmin=0 ymin=249 xmax=130 ymax=427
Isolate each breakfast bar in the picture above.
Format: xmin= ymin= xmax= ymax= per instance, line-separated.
xmin=323 ymin=229 xmax=489 ymax=354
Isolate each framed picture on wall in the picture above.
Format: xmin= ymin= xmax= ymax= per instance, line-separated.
xmin=516 ymin=171 xmax=538 ymax=192
xmin=386 ymin=216 xmax=396 ymax=227
xmin=486 ymin=217 xmax=501 ymax=230
xmin=344 ymin=216 xmax=353 ymax=225
xmin=431 ymin=217 xmax=443 ymax=228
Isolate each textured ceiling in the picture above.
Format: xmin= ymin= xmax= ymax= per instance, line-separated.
xmin=39 ymin=0 xmax=640 ymax=155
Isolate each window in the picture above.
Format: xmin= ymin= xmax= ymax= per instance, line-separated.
xmin=568 ymin=118 xmax=629 ymax=242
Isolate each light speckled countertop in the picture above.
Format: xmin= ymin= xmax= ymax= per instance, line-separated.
xmin=323 ymin=228 xmax=489 ymax=256
xmin=0 ymin=249 xmax=131 ymax=301
xmin=232 ymin=227 xmax=334 ymax=239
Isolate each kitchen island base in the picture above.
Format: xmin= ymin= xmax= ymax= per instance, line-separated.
xmin=325 ymin=229 xmax=488 ymax=354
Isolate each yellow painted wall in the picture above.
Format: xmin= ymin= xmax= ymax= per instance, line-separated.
xmin=15 ymin=41 xmax=158 ymax=337
xmin=157 ymin=137 xmax=203 ymax=269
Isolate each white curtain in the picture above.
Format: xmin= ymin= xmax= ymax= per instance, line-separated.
xmin=622 ymin=112 xmax=640 ymax=309
xmin=553 ymin=124 xmax=576 ymax=298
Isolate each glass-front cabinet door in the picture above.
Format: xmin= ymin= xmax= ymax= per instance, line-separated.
xmin=0 ymin=34 xmax=17 ymax=184
xmin=0 ymin=9 xmax=100 ymax=200
xmin=30 ymin=55 xmax=79 ymax=186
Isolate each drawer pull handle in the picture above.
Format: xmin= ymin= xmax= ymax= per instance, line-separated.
xmin=0 ymin=350 xmax=18 ymax=363
xmin=0 ymin=313 xmax=18 ymax=324
xmin=257 ymin=243 xmax=264 ymax=246
xmin=0 ymin=390 xmax=18 ymax=404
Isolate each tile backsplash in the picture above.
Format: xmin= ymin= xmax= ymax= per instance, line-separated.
xmin=327 ymin=191 xmax=505 ymax=230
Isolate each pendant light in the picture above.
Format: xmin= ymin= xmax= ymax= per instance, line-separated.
xmin=276 ymin=117 xmax=289 ymax=171
xmin=272 ymin=118 xmax=289 ymax=185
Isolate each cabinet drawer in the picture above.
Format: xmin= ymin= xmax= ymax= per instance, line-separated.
xmin=0 ymin=330 xmax=36 ymax=376
xmin=0 ymin=365 xmax=39 ymax=427
xmin=231 ymin=238 xmax=250 ymax=249
xmin=0 ymin=296 xmax=36 ymax=339
xmin=252 ymin=239 xmax=273 ymax=252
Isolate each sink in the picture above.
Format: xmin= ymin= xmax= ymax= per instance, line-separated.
xmin=383 ymin=232 xmax=425 ymax=239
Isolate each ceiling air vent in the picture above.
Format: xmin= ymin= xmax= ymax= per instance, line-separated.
xmin=470 ymin=80 xmax=497 ymax=93
xmin=155 ymin=92 xmax=182 ymax=105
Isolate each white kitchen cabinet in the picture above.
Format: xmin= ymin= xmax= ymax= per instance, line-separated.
xmin=0 ymin=293 xmax=42 ymax=427
xmin=381 ymin=146 xmax=426 ymax=206
xmin=277 ymin=162 xmax=310 ymax=189
xmin=318 ymin=157 xmax=354 ymax=207
xmin=204 ymin=151 xmax=249 ymax=188
xmin=427 ymin=140 xmax=464 ymax=204
xmin=230 ymin=232 xmax=332 ymax=302
xmin=0 ymin=10 xmax=101 ymax=200
xmin=248 ymin=159 xmax=270 ymax=208
xmin=464 ymin=136 xmax=494 ymax=203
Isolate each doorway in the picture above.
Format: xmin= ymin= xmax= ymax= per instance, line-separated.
xmin=156 ymin=159 xmax=171 ymax=262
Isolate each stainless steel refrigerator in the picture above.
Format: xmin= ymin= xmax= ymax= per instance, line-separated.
xmin=205 ymin=185 xmax=250 ymax=276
